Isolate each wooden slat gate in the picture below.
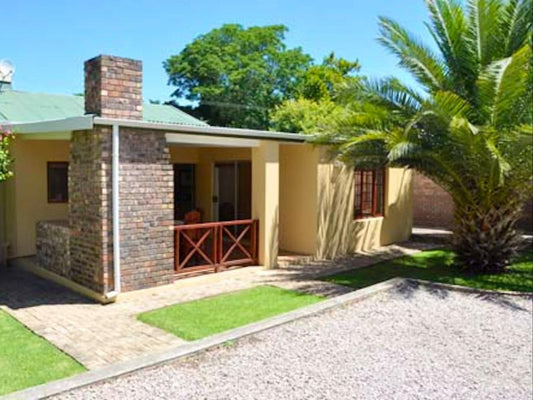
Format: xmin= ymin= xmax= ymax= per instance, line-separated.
xmin=174 ymin=219 xmax=258 ymax=275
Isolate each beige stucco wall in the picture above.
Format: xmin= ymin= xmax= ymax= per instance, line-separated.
xmin=252 ymin=141 xmax=279 ymax=268
xmin=6 ymin=140 xmax=412 ymax=264
xmin=169 ymin=146 xmax=200 ymax=164
xmin=316 ymin=154 xmax=413 ymax=259
xmin=6 ymin=139 xmax=70 ymax=258
xmin=169 ymin=146 xmax=251 ymax=221
xmin=279 ymin=144 xmax=319 ymax=255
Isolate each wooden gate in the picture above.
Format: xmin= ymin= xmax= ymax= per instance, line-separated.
xmin=174 ymin=219 xmax=258 ymax=275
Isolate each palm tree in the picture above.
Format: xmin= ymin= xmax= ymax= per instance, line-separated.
xmin=328 ymin=0 xmax=532 ymax=273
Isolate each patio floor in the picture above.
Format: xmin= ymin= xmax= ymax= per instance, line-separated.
xmin=0 ymin=241 xmax=436 ymax=370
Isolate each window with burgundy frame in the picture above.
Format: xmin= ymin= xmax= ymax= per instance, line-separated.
xmin=47 ymin=162 xmax=69 ymax=203
xmin=354 ymin=169 xmax=385 ymax=219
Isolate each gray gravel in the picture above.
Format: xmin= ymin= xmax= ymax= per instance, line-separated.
xmin=55 ymin=284 xmax=533 ymax=400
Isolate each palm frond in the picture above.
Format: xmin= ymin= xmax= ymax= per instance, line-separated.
xmin=425 ymin=0 xmax=478 ymax=98
xmin=426 ymin=90 xmax=472 ymax=122
xmin=500 ymin=0 xmax=533 ymax=55
xmin=340 ymin=130 xmax=390 ymax=151
xmin=377 ymin=16 xmax=447 ymax=90
xmin=485 ymin=134 xmax=511 ymax=186
xmin=478 ymin=44 xmax=532 ymax=127
xmin=363 ymin=78 xmax=425 ymax=117
xmin=467 ymin=0 xmax=504 ymax=66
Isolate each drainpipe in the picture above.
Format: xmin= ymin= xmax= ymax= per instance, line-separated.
xmin=106 ymin=124 xmax=121 ymax=299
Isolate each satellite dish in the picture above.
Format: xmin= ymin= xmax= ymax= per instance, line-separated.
xmin=0 ymin=60 xmax=15 ymax=83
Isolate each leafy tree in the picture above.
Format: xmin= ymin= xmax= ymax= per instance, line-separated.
xmin=323 ymin=0 xmax=533 ymax=273
xmin=270 ymin=98 xmax=346 ymax=133
xmin=0 ymin=128 xmax=14 ymax=182
xmin=271 ymin=53 xmax=362 ymax=132
xmin=296 ymin=52 xmax=361 ymax=101
xmin=165 ymin=24 xmax=312 ymax=129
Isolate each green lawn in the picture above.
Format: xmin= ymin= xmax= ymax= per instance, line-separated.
xmin=0 ymin=310 xmax=85 ymax=396
xmin=324 ymin=249 xmax=533 ymax=293
xmin=138 ymin=285 xmax=324 ymax=341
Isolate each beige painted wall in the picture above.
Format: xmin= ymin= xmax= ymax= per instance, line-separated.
xmin=279 ymin=144 xmax=319 ymax=255
xmin=169 ymin=146 xmax=251 ymax=221
xmin=316 ymin=155 xmax=413 ymax=259
xmin=6 ymin=139 xmax=70 ymax=258
xmin=252 ymin=141 xmax=279 ymax=268
xmin=169 ymin=146 xmax=200 ymax=164
xmin=6 ymin=140 xmax=412 ymax=264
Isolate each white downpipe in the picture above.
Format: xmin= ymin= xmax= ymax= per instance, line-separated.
xmin=107 ymin=124 xmax=121 ymax=298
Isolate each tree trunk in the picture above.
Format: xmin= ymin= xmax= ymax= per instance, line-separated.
xmin=452 ymin=199 xmax=524 ymax=274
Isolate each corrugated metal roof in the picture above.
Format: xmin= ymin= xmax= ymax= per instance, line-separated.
xmin=0 ymin=90 xmax=208 ymax=127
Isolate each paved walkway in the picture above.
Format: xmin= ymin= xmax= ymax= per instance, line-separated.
xmin=0 ymin=241 xmax=436 ymax=370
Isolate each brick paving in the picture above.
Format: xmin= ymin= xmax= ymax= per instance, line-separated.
xmin=0 ymin=241 xmax=436 ymax=370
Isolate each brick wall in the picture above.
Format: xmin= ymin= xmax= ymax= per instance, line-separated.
xmin=413 ymin=172 xmax=533 ymax=232
xmin=413 ymin=172 xmax=454 ymax=229
xmin=85 ymin=55 xmax=142 ymax=120
xmin=68 ymin=126 xmax=175 ymax=293
xmin=69 ymin=128 xmax=113 ymax=293
xmin=119 ymin=128 xmax=174 ymax=291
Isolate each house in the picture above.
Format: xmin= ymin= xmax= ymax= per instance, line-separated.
xmin=0 ymin=55 xmax=413 ymax=302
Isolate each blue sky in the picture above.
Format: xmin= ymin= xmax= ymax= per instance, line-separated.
xmin=3 ymin=0 xmax=431 ymax=102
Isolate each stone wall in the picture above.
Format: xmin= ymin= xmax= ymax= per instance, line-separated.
xmin=36 ymin=220 xmax=71 ymax=278
xmin=119 ymin=128 xmax=174 ymax=291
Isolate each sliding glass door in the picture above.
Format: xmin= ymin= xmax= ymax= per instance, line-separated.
xmin=213 ymin=161 xmax=251 ymax=221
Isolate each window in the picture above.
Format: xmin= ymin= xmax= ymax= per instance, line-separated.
xmin=354 ymin=169 xmax=385 ymax=219
xmin=47 ymin=162 xmax=68 ymax=203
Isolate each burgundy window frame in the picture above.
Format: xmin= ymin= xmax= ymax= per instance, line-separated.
xmin=47 ymin=162 xmax=69 ymax=204
xmin=354 ymin=168 xmax=385 ymax=219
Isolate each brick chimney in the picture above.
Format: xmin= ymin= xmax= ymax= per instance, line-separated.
xmin=84 ymin=55 xmax=142 ymax=120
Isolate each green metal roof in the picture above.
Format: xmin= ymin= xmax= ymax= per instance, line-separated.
xmin=0 ymin=90 xmax=208 ymax=127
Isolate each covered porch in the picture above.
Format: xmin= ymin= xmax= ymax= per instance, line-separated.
xmin=167 ymin=133 xmax=317 ymax=276
xmin=168 ymin=138 xmax=259 ymax=276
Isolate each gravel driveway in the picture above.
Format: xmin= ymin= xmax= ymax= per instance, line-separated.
xmin=56 ymin=283 xmax=532 ymax=400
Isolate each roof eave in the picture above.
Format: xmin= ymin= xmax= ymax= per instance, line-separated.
xmin=4 ymin=115 xmax=94 ymax=134
xmin=94 ymin=117 xmax=309 ymax=143
xmin=4 ymin=115 xmax=312 ymax=143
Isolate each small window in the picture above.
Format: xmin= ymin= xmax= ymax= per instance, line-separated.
xmin=47 ymin=162 xmax=68 ymax=203
xmin=354 ymin=169 xmax=385 ymax=219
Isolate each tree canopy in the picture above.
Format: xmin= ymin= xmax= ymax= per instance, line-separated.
xmin=270 ymin=52 xmax=362 ymax=133
xmin=165 ymin=24 xmax=312 ymax=130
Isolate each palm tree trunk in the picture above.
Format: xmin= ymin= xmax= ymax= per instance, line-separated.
xmin=452 ymin=199 xmax=524 ymax=274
